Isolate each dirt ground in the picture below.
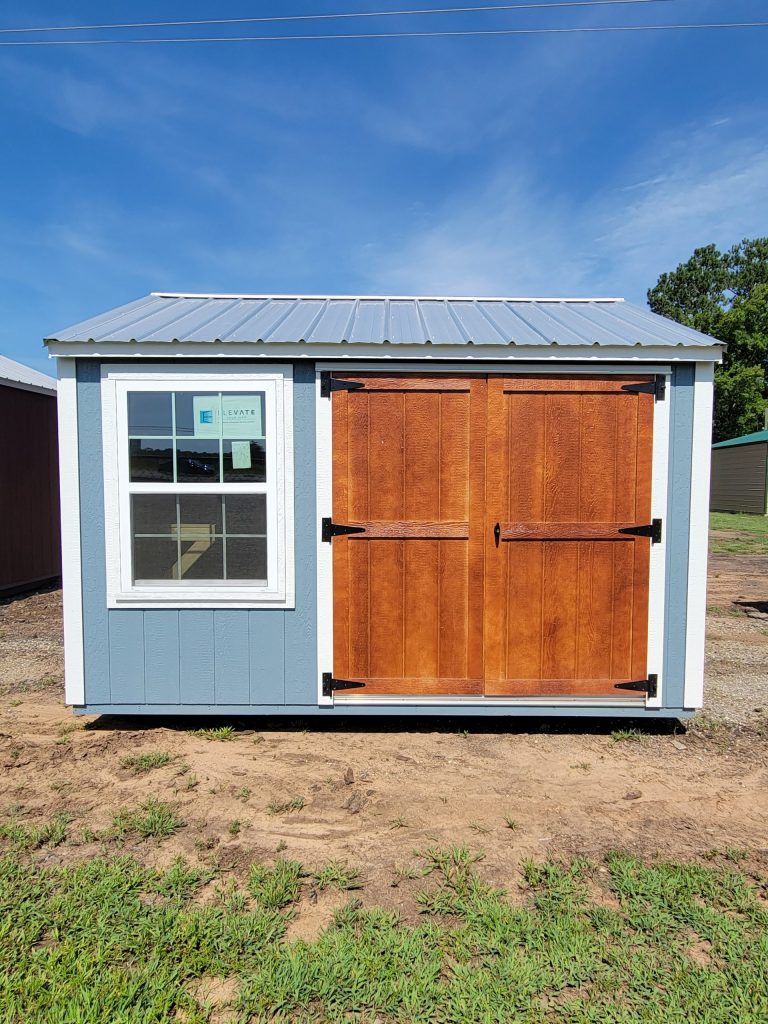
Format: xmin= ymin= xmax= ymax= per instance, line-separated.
xmin=1 ymin=555 xmax=767 ymax=924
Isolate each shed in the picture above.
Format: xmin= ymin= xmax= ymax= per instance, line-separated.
xmin=0 ymin=355 xmax=60 ymax=596
xmin=46 ymin=293 xmax=721 ymax=719
xmin=710 ymin=429 xmax=768 ymax=515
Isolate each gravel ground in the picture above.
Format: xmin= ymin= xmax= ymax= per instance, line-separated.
xmin=704 ymin=552 xmax=768 ymax=725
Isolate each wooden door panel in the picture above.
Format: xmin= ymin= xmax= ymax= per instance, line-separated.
xmin=485 ymin=375 xmax=654 ymax=698
xmin=332 ymin=375 xmax=485 ymax=695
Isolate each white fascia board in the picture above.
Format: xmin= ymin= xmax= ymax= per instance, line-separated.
xmin=684 ymin=362 xmax=715 ymax=709
xmin=56 ymin=360 xmax=85 ymax=706
xmin=45 ymin=342 xmax=724 ymax=363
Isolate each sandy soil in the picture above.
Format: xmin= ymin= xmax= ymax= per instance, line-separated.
xmin=1 ymin=568 xmax=767 ymax=921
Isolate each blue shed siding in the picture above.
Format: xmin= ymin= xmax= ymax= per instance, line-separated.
xmin=75 ymin=361 xmax=695 ymax=714
xmin=76 ymin=360 xmax=318 ymax=708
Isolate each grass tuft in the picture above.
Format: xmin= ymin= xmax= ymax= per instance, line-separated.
xmin=190 ymin=726 xmax=235 ymax=741
xmin=111 ymin=798 xmax=183 ymax=840
xmin=0 ymin=812 xmax=72 ymax=851
xmin=265 ymin=796 xmax=304 ymax=816
xmin=610 ymin=727 xmax=643 ymax=744
xmin=248 ymin=859 xmax=304 ymax=909
xmin=120 ymin=751 xmax=174 ymax=774
xmin=313 ymin=861 xmax=362 ymax=891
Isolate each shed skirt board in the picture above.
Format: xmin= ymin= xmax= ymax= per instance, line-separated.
xmin=329 ymin=373 xmax=656 ymax=699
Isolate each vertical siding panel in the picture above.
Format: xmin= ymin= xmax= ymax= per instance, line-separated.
xmin=284 ymin=364 xmax=318 ymax=704
xmin=109 ymin=612 xmax=145 ymax=703
xmin=77 ymin=361 xmax=111 ymax=703
xmin=214 ymin=610 xmax=250 ymax=704
xmin=664 ymin=365 xmax=694 ymax=708
xmin=144 ymin=611 xmax=180 ymax=704
xmin=249 ymin=612 xmax=285 ymax=704
xmin=179 ymin=611 xmax=215 ymax=704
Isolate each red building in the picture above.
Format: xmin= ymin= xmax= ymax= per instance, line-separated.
xmin=0 ymin=356 xmax=60 ymax=596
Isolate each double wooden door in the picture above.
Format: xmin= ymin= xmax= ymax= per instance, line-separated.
xmin=330 ymin=373 xmax=655 ymax=698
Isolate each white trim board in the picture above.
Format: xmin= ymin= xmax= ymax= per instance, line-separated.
xmin=57 ymin=360 xmax=85 ymax=706
xmin=315 ymin=365 xmax=671 ymax=709
xmin=46 ymin=342 xmax=724 ymax=363
xmin=683 ymin=362 xmax=715 ymax=708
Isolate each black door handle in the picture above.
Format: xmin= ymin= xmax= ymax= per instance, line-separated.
xmin=494 ymin=522 xmax=501 ymax=547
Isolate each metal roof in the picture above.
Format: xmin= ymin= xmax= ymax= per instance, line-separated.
xmin=712 ymin=429 xmax=768 ymax=449
xmin=45 ymin=292 xmax=720 ymax=349
xmin=0 ymin=354 xmax=56 ymax=394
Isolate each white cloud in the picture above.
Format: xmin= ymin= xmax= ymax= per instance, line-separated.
xmin=367 ymin=115 xmax=768 ymax=301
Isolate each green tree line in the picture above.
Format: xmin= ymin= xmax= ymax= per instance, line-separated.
xmin=647 ymin=238 xmax=768 ymax=441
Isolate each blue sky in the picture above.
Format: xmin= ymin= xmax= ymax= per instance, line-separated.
xmin=0 ymin=1 xmax=766 ymax=371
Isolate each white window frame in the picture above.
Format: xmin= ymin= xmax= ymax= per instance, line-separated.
xmin=101 ymin=363 xmax=294 ymax=609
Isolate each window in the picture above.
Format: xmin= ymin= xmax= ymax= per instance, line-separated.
xmin=102 ymin=366 xmax=294 ymax=608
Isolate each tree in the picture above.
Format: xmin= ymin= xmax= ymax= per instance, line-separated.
xmin=647 ymin=239 xmax=768 ymax=441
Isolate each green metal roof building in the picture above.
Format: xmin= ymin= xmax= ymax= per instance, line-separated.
xmin=711 ymin=429 xmax=768 ymax=515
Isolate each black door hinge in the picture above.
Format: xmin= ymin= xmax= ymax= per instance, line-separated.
xmin=322 ymin=672 xmax=366 ymax=697
xmin=321 ymin=517 xmax=366 ymax=543
xmin=615 ymin=674 xmax=658 ymax=698
xmin=618 ymin=519 xmax=662 ymax=544
xmin=622 ymin=375 xmax=666 ymax=400
xmin=320 ymin=372 xmax=365 ymax=399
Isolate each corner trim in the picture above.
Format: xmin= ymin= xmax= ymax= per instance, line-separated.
xmin=57 ymin=360 xmax=85 ymax=706
xmin=683 ymin=362 xmax=715 ymax=708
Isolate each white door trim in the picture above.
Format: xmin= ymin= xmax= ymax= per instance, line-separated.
xmin=315 ymin=363 xmax=671 ymax=708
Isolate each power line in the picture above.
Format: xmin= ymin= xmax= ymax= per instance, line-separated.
xmin=0 ymin=1 xmax=687 ymax=37
xmin=0 ymin=22 xmax=764 ymax=46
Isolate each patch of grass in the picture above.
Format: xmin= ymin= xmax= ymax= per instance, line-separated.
xmin=120 ymin=751 xmax=174 ymax=774
xmin=710 ymin=511 xmax=768 ymax=534
xmin=265 ymin=796 xmax=304 ymax=816
xmin=313 ymin=861 xmax=362 ymax=891
xmin=236 ymin=786 xmax=251 ymax=802
xmin=1 ymin=849 xmax=768 ymax=1020
xmin=228 ymin=820 xmax=241 ymax=837
xmin=503 ymin=815 xmax=518 ymax=830
xmin=111 ymin=798 xmax=183 ymax=840
xmin=610 ymin=727 xmax=643 ymax=744
xmin=389 ymin=816 xmax=408 ymax=829
xmin=709 ymin=512 xmax=768 ymax=554
xmin=248 ymin=859 xmax=304 ymax=909
xmin=0 ymin=812 xmax=72 ymax=852
xmin=190 ymin=725 xmax=235 ymax=741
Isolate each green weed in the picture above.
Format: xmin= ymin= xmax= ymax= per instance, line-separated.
xmin=190 ymin=726 xmax=234 ymax=741
xmin=610 ymin=727 xmax=643 ymax=743
xmin=111 ymin=798 xmax=183 ymax=840
xmin=120 ymin=751 xmax=174 ymax=774
xmin=0 ymin=812 xmax=72 ymax=852
xmin=248 ymin=859 xmax=304 ymax=909
xmin=313 ymin=861 xmax=362 ymax=891
xmin=265 ymin=796 xmax=304 ymax=816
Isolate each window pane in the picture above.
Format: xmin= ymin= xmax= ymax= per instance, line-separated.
xmin=132 ymin=494 xmax=177 ymax=535
xmin=179 ymin=537 xmax=223 ymax=580
xmin=129 ymin=440 xmax=174 ymax=482
xmin=227 ymin=537 xmax=267 ymax=581
xmin=174 ymin=392 xmax=219 ymax=437
xmin=225 ymin=494 xmax=266 ymax=535
xmin=179 ymin=495 xmax=222 ymax=535
xmin=133 ymin=537 xmax=178 ymax=581
xmin=223 ymin=440 xmax=266 ymax=482
xmin=221 ymin=394 xmax=265 ymax=438
xmin=176 ymin=440 xmax=220 ymax=482
xmin=128 ymin=392 xmax=172 ymax=436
